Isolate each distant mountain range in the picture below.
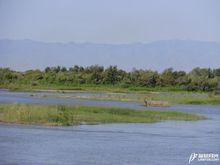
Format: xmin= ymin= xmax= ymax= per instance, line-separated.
xmin=0 ymin=39 xmax=220 ymax=71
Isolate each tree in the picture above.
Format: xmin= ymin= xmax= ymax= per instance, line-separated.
xmin=45 ymin=67 xmax=51 ymax=73
xmin=216 ymin=82 xmax=220 ymax=94
xmin=213 ymin=68 xmax=220 ymax=77
xmin=56 ymin=72 xmax=67 ymax=83
xmin=0 ymin=68 xmax=19 ymax=84
xmin=160 ymin=68 xmax=175 ymax=86
xmin=0 ymin=65 xmax=219 ymax=92
xmin=24 ymin=70 xmax=43 ymax=81
xmin=188 ymin=67 xmax=216 ymax=91
xmin=61 ymin=67 xmax=67 ymax=72
xmin=104 ymin=66 xmax=119 ymax=85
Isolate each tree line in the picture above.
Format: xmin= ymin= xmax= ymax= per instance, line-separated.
xmin=0 ymin=65 xmax=220 ymax=92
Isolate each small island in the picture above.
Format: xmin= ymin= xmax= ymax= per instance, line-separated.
xmin=0 ymin=104 xmax=204 ymax=126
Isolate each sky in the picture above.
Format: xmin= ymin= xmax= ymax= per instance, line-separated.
xmin=0 ymin=0 xmax=220 ymax=44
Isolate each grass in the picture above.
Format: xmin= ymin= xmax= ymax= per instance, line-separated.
xmin=1 ymin=83 xmax=188 ymax=93
xmin=0 ymin=104 xmax=205 ymax=126
xmin=1 ymin=83 xmax=220 ymax=105
xmin=29 ymin=90 xmax=220 ymax=105
xmin=2 ymin=83 xmax=220 ymax=105
xmin=146 ymin=92 xmax=220 ymax=105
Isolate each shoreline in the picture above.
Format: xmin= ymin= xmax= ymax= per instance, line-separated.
xmin=1 ymin=88 xmax=219 ymax=105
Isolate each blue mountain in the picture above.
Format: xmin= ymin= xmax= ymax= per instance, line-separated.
xmin=0 ymin=39 xmax=219 ymax=71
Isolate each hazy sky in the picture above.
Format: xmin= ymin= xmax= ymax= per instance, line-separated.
xmin=0 ymin=0 xmax=219 ymax=43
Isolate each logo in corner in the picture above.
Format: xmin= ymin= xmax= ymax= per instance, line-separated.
xmin=189 ymin=153 xmax=219 ymax=163
xmin=189 ymin=153 xmax=198 ymax=163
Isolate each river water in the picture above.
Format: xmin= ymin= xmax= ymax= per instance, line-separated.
xmin=0 ymin=90 xmax=219 ymax=165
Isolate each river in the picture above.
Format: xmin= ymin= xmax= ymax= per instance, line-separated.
xmin=0 ymin=90 xmax=219 ymax=165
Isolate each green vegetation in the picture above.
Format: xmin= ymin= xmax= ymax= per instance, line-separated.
xmin=150 ymin=93 xmax=220 ymax=105
xmin=30 ymin=91 xmax=220 ymax=105
xmin=0 ymin=104 xmax=204 ymax=126
xmin=0 ymin=66 xmax=220 ymax=93
xmin=1 ymin=66 xmax=220 ymax=105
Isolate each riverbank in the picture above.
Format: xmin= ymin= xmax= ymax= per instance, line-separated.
xmin=28 ymin=90 xmax=220 ymax=105
xmin=1 ymin=83 xmax=188 ymax=93
xmin=0 ymin=104 xmax=204 ymax=126
xmin=1 ymin=86 xmax=220 ymax=105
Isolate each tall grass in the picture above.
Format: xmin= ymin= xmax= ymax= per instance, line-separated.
xmin=0 ymin=104 xmax=204 ymax=126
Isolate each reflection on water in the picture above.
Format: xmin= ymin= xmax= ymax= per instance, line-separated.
xmin=0 ymin=90 xmax=220 ymax=165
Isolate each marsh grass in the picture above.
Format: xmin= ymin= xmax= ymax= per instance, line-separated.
xmin=0 ymin=104 xmax=205 ymax=126
xmin=30 ymin=91 xmax=220 ymax=105
xmin=150 ymin=92 xmax=220 ymax=105
xmin=2 ymin=83 xmax=220 ymax=105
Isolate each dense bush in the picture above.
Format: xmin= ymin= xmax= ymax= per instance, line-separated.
xmin=0 ymin=65 xmax=219 ymax=92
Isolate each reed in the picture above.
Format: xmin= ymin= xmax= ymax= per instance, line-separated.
xmin=0 ymin=104 xmax=205 ymax=126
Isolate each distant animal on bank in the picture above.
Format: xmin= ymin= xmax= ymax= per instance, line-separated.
xmin=144 ymin=99 xmax=170 ymax=107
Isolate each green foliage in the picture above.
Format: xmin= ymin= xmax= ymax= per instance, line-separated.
xmin=104 ymin=66 xmax=121 ymax=85
xmin=0 ymin=104 xmax=204 ymax=126
xmin=0 ymin=66 xmax=220 ymax=92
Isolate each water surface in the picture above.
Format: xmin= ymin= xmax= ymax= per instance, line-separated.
xmin=0 ymin=90 xmax=219 ymax=165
